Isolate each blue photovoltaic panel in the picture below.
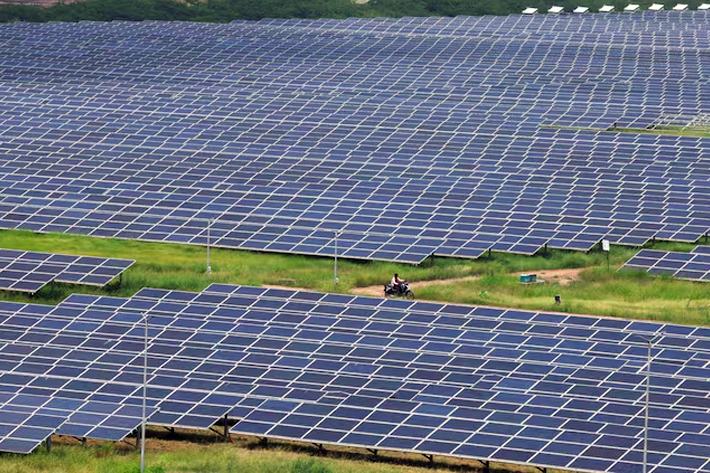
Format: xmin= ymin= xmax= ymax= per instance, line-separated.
xmin=4 ymin=285 xmax=710 ymax=470
xmin=0 ymin=407 xmax=63 ymax=454
xmin=0 ymin=393 xmax=155 ymax=453
xmin=0 ymin=12 xmax=708 ymax=263
xmin=621 ymin=249 xmax=710 ymax=282
xmin=0 ymin=249 xmax=135 ymax=293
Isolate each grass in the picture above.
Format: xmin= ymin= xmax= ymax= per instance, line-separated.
xmin=541 ymin=123 xmax=710 ymax=138
xmin=0 ymin=229 xmax=709 ymax=325
xmin=417 ymin=268 xmax=710 ymax=325
xmin=0 ymin=435 xmax=548 ymax=473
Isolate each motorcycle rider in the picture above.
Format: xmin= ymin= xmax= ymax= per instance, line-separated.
xmin=391 ymin=273 xmax=404 ymax=294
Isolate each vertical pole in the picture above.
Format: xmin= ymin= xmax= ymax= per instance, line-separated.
xmin=206 ymin=219 xmax=212 ymax=277
xmin=607 ymin=250 xmax=610 ymax=273
xmin=46 ymin=435 xmax=51 ymax=453
xmin=141 ymin=316 xmax=148 ymax=473
xmin=334 ymin=230 xmax=339 ymax=287
xmin=644 ymin=339 xmax=650 ymax=473
xmin=223 ymin=415 xmax=229 ymax=440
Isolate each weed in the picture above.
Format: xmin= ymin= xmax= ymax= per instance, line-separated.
xmin=291 ymin=458 xmax=333 ymax=473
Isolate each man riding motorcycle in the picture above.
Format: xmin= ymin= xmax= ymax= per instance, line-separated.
xmin=384 ymin=273 xmax=414 ymax=299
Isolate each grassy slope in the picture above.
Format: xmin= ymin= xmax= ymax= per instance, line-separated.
xmin=0 ymin=229 xmax=709 ymax=325
xmin=0 ymin=434 xmax=547 ymax=473
xmin=0 ymin=443 xmax=373 ymax=473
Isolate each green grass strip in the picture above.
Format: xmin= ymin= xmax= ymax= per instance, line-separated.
xmin=0 ymin=229 xmax=708 ymax=326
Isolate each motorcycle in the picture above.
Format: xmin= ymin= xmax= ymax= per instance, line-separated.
xmin=384 ymin=281 xmax=414 ymax=299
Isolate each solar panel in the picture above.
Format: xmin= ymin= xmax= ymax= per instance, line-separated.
xmin=0 ymin=249 xmax=134 ymax=292
xmin=692 ymin=245 xmax=710 ymax=255
xmin=4 ymin=284 xmax=710 ymax=469
xmin=621 ymin=249 xmax=710 ymax=281
xmin=0 ymin=13 xmax=708 ymax=262
xmin=0 ymin=407 xmax=63 ymax=454
xmin=0 ymin=390 xmax=157 ymax=452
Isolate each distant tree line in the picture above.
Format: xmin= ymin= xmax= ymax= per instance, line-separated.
xmin=0 ymin=0 xmax=707 ymax=24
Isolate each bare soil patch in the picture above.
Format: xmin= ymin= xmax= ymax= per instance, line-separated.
xmin=513 ymin=268 xmax=584 ymax=286
xmin=350 ymin=275 xmax=482 ymax=297
xmin=262 ymin=268 xmax=585 ymax=298
xmin=350 ymin=267 xmax=585 ymax=297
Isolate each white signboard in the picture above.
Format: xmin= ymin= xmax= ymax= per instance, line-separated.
xmin=602 ymin=240 xmax=610 ymax=252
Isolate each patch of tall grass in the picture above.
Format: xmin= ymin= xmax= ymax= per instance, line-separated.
xmin=0 ymin=442 xmax=492 ymax=473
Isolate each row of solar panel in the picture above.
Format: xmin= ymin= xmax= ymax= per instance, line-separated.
xmin=0 ymin=142 xmax=706 ymax=245
xmin=0 ymin=249 xmax=134 ymax=293
xmin=621 ymin=246 xmax=710 ymax=282
xmin=1 ymin=285 xmax=710 ymax=472
xmin=0 ymin=15 xmax=709 ymax=262
xmin=0 ymin=69 xmax=699 ymax=121
xmin=0 ymin=393 xmax=155 ymax=454
xmin=6 ymin=296 xmax=706 ymax=400
xmin=0 ymin=171 xmax=705 ymax=257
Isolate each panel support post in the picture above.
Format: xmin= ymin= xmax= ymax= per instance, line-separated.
xmin=366 ymin=448 xmax=378 ymax=457
xmin=141 ymin=314 xmax=148 ymax=473
xmin=479 ymin=460 xmax=490 ymax=473
xmin=421 ymin=453 xmax=433 ymax=464
xmin=223 ymin=415 xmax=229 ymax=441
xmin=537 ymin=468 xmax=547 ymax=473
xmin=46 ymin=436 xmax=51 ymax=453
xmin=119 ymin=273 xmax=123 ymax=287
xmin=81 ymin=437 xmax=86 ymax=447
xmin=334 ymin=230 xmax=340 ymax=287
xmin=135 ymin=427 xmax=141 ymax=450
xmin=488 ymin=248 xmax=492 ymax=259
xmin=260 ymin=437 xmax=268 ymax=447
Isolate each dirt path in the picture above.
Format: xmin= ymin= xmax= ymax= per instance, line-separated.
xmin=350 ymin=267 xmax=585 ymax=297
xmin=350 ymin=275 xmax=482 ymax=297
xmin=263 ymin=268 xmax=586 ymax=297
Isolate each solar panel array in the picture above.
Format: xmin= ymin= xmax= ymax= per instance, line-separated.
xmin=5 ymin=284 xmax=710 ymax=471
xmin=0 ymin=249 xmax=135 ymax=293
xmin=1 ymin=12 xmax=710 ymax=262
xmin=621 ymin=248 xmax=710 ymax=282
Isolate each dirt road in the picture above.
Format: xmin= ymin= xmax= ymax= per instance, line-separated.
xmin=350 ymin=267 xmax=585 ymax=297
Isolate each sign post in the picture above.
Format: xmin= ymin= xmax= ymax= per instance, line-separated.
xmin=602 ymin=239 xmax=610 ymax=272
